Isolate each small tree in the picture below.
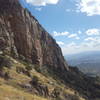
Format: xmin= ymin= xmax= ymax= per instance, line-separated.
xmin=4 ymin=71 xmax=10 ymax=80
xmin=26 ymin=65 xmax=32 ymax=71
xmin=30 ymin=76 xmax=39 ymax=86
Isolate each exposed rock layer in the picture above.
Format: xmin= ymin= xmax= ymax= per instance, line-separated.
xmin=0 ymin=1 xmax=100 ymax=100
xmin=0 ymin=0 xmax=68 ymax=71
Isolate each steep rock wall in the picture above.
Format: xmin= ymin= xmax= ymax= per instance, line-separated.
xmin=0 ymin=0 xmax=68 ymax=71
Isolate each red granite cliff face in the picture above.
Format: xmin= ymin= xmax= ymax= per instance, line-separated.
xmin=0 ymin=0 xmax=68 ymax=71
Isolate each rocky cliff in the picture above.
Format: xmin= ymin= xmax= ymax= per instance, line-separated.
xmin=0 ymin=0 xmax=100 ymax=100
xmin=0 ymin=0 xmax=68 ymax=71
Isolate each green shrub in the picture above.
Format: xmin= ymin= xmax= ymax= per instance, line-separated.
xmin=30 ymin=76 xmax=39 ymax=86
xmin=70 ymin=95 xmax=80 ymax=100
xmin=26 ymin=65 xmax=32 ymax=71
xmin=34 ymin=65 xmax=41 ymax=73
xmin=0 ymin=55 xmax=12 ymax=69
xmin=4 ymin=71 xmax=10 ymax=80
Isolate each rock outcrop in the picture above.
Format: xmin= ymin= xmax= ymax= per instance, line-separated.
xmin=0 ymin=1 xmax=100 ymax=100
xmin=0 ymin=0 xmax=68 ymax=71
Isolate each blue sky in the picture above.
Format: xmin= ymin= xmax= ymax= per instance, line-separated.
xmin=20 ymin=0 xmax=100 ymax=55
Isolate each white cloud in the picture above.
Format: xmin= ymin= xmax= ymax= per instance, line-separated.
xmin=25 ymin=0 xmax=59 ymax=6
xmin=35 ymin=7 xmax=42 ymax=11
xmin=53 ymin=31 xmax=80 ymax=39
xmin=86 ymin=28 xmax=100 ymax=35
xmin=62 ymin=39 xmax=100 ymax=55
xmin=68 ymin=34 xmax=80 ymax=40
xmin=65 ymin=9 xmax=75 ymax=12
xmin=57 ymin=41 xmax=64 ymax=45
xmin=78 ymin=30 xmax=82 ymax=34
xmin=53 ymin=30 xmax=100 ymax=55
xmin=66 ymin=42 xmax=79 ymax=48
xmin=84 ymin=37 xmax=100 ymax=44
xmin=76 ymin=0 xmax=100 ymax=16
xmin=84 ymin=37 xmax=95 ymax=41
xmin=62 ymin=42 xmax=80 ymax=55
xmin=53 ymin=31 xmax=69 ymax=37
xmin=66 ymin=9 xmax=71 ymax=12
xmin=66 ymin=9 xmax=77 ymax=13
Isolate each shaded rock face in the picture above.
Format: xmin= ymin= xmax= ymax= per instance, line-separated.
xmin=0 ymin=0 xmax=68 ymax=71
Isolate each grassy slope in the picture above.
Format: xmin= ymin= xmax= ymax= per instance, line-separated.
xmin=0 ymin=55 xmax=85 ymax=100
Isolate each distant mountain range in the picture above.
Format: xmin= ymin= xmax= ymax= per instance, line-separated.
xmin=65 ymin=51 xmax=100 ymax=77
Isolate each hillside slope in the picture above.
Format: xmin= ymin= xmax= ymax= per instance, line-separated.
xmin=0 ymin=0 xmax=100 ymax=100
xmin=0 ymin=55 xmax=86 ymax=100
